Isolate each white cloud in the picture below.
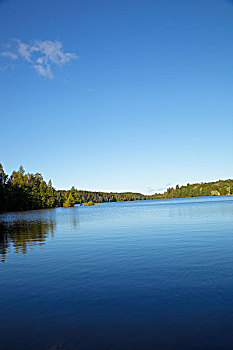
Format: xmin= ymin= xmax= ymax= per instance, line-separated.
xmin=0 ymin=39 xmax=78 ymax=78
xmin=16 ymin=40 xmax=32 ymax=62
xmin=0 ymin=64 xmax=9 ymax=72
xmin=34 ymin=63 xmax=53 ymax=78
xmin=0 ymin=51 xmax=18 ymax=59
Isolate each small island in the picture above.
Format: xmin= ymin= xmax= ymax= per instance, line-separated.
xmin=82 ymin=201 xmax=95 ymax=206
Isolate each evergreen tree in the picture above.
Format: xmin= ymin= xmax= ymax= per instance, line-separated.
xmin=63 ymin=193 xmax=75 ymax=207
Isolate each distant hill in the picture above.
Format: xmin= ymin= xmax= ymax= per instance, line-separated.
xmin=1 ymin=163 xmax=233 ymax=213
xmin=57 ymin=188 xmax=163 ymax=206
xmin=164 ymin=179 xmax=233 ymax=199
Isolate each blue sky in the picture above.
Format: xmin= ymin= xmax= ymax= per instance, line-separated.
xmin=1 ymin=0 xmax=233 ymax=194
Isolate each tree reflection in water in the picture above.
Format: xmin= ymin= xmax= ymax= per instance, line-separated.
xmin=0 ymin=218 xmax=55 ymax=262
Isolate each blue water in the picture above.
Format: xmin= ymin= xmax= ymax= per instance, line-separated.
xmin=1 ymin=196 xmax=233 ymax=349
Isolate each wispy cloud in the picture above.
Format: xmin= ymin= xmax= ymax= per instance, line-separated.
xmin=165 ymin=183 xmax=172 ymax=187
xmin=0 ymin=39 xmax=78 ymax=78
xmin=0 ymin=64 xmax=9 ymax=72
xmin=146 ymin=187 xmax=156 ymax=194
xmin=0 ymin=51 xmax=18 ymax=59
xmin=84 ymin=88 xmax=95 ymax=93
xmin=156 ymin=188 xmax=165 ymax=192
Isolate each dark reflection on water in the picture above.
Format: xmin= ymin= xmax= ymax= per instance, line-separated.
xmin=0 ymin=215 xmax=55 ymax=262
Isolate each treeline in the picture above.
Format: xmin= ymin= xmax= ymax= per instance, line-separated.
xmin=164 ymin=180 xmax=233 ymax=199
xmin=0 ymin=164 xmax=57 ymax=212
xmin=57 ymin=187 xmax=163 ymax=207
xmin=0 ymin=164 xmax=162 ymax=213
xmin=2 ymin=163 xmax=233 ymax=213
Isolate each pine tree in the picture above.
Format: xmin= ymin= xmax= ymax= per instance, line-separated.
xmin=63 ymin=193 xmax=75 ymax=207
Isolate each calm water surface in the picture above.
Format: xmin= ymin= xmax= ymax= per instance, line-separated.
xmin=1 ymin=196 xmax=233 ymax=349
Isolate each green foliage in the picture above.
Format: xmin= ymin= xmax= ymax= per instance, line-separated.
xmin=164 ymin=179 xmax=233 ymax=199
xmin=63 ymin=193 xmax=75 ymax=207
xmin=2 ymin=162 xmax=232 ymax=214
xmin=0 ymin=164 xmax=58 ymax=213
xmin=57 ymin=188 xmax=163 ymax=206
xmin=1 ymin=163 xmax=164 ymax=213
xmin=82 ymin=201 xmax=95 ymax=206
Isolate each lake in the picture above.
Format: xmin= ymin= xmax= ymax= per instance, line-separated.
xmin=1 ymin=196 xmax=233 ymax=349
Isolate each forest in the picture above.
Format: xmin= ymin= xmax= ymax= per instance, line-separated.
xmin=1 ymin=163 xmax=233 ymax=213
xmin=164 ymin=180 xmax=233 ymax=199
xmin=0 ymin=164 xmax=57 ymax=212
xmin=57 ymin=188 xmax=163 ymax=207
xmin=0 ymin=164 xmax=162 ymax=212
